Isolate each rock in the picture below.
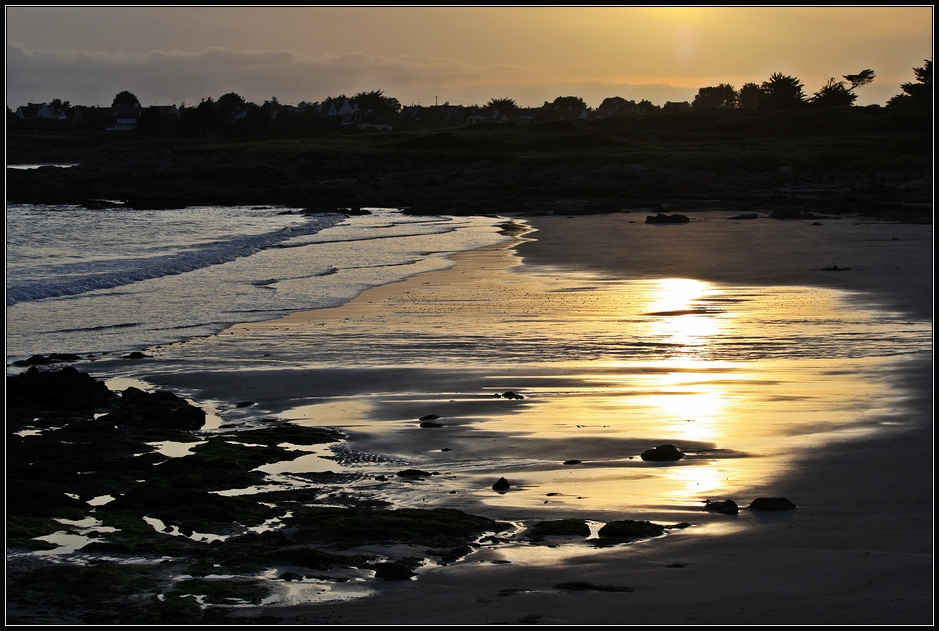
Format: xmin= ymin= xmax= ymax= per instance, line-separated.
xmin=821 ymin=265 xmax=851 ymax=271
xmin=492 ymin=477 xmax=511 ymax=492
xmin=235 ymin=401 xmax=254 ymax=408
xmin=646 ymin=213 xmax=690 ymax=224
xmin=122 ymin=351 xmax=152 ymax=359
xmin=555 ymin=581 xmax=633 ymax=593
xmin=727 ymin=212 xmax=758 ymax=220
xmin=704 ymin=499 xmax=739 ymax=515
xmin=748 ymin=497 xmax=796 ymax=511
xmin=7 ymin=365 xmax=117 ymax=414
xmin=373 ymin=562 xmax=414 ymax=581
xmin=396 ymin=469 xmax=432 ymax=478
xmin=529 ymin=519 xmax=591 ymax=538
xmin=12 ymin=353 xmax=85 ymax=366
xmin=500 ymin=391 xmax=525 ymax=400
xmin=597 ymin=520 xmax=665 ymax=540
xmin=640 ymin=444 xmax=685 ymax=461
xmin=420 ymin=421 xmax=444 ymax=428
xmin=419 ymin=414 xmax=441 ymax=421
xmin=562 ymin=459 xmax=582 ymax=465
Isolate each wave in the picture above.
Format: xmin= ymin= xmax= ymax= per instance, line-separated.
xmin=6 ymin=214 xmax=344 ymax=305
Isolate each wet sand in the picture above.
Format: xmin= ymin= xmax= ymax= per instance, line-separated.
xmin=134 ymin=212 xmax=932 ymax=624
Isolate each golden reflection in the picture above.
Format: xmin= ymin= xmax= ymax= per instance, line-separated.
xmin=641 ymin=278 xmax=724 ymax=353
xmin=646 ymin=278 xmax=710 ymax=314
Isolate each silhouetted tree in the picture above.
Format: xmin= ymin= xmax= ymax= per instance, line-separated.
xmin=811 ymin=77 xmax=857 ymax=108
xmin=737 ymin=83 xmax=763 ymax=109
xmin=887 ymin=59 xmax=932 ymax=108
xmin=177 ymin=97 xmax=225 ymax=135
xmin=692 ymin=84 xmax=738 ymax=109
xmin=486 ymin=97 xmax=518 ymax=115
xmin=234 ymin=104 xmax=272 ymax=135
xmin=552 ymin=96 xmax=587 ymax=110
xmin=596 ymin=96 xmax=634 ymax=117
xmin=633 ymin=99 xmax=659 ymax=115
xmin=352 ymin=89 xmax=401 ymax=116
xmin=112 ymin=90 xmax=140 ymax=108
xmin=217 ymin=92 xmax=247 ymax=119
xmin=759 ymin=73 xmax=805 ymax=110
xmin=48 ymin=98 xmax=71 ymax=111
xmin=843 ymin=69 xmax=875 ymax=91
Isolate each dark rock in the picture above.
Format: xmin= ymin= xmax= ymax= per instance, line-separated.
xmin=14 ymin=353 xmax=85 ymax=366
xmin=235 ymin=401 xmax=254 ymax=408
xmin=500 ymin=391 xmax=525 ymax=400
xmin=373 ymin=562 xmax=414 ymax=581
xmin=492 ymin=477 xmax=511 ymax=492
xmin=7 ymin=365 xmax=117 ymax=414
xmin=704 ymin=499 xmax=739 ymax=515
xmin=646 ymin=213 xmax=690 ymax=224
xmin=562 ymin=459 xmax=582 ymax=465
xmin=555 ymin=581 xmax=633 ymax=593
xmin=821 ymin=265 xmax=851 ymax=271
xmin=420 ymin=421 xmax=444 ymax=428
xmin=122 ymin=351 xmax=152 ymax=359
xmin=748 ymin=497 xmax=796 ymax=511
xmin=640 ymin=444 xmax=685 ymax=461
xmin=529 ymin=519 xmax=591 ymax=538
xmin=396 ymin=469 xmax=433 ymax=478
xmin=597 ymin=519 xmax=665 ymax=540
xmin=727 ymin=212 xmax=758 ymax=220
xmin=419 ymin=414 xmax=441 ymax=421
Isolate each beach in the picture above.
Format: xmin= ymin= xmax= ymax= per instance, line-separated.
xmin=110 ymin=211 xmax=933 ymax=624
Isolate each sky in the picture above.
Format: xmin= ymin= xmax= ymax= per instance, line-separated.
xmin=5 ymin=7 xmax=933 ymax=110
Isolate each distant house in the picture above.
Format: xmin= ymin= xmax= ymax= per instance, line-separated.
xmin=153 ymin=105 xmax=180 ymax=119
xmin=106 ymin=106 xmax=141 ymax=131
xmin=318 ymin=98 xmax=359 ymax=118
xmin=466 ymin=110 xmax=497 ymax=125
xmin=595 ymin=97 xmax=635 ymax=119
xmin=332 ymin=106 xmax=393 ymax=131
xmin=16 ymin=102 xmax=67 ymax=120
xmin=514 ymin=107 xmax=540 ymax=124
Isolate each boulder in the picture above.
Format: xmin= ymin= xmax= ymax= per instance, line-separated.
xmin=704 ymin=499 xmax=739 ymax=515
xmin=646 ymin=213 xmax=690 ymax=224
xmin=748 ymin=497 xmax=796 ymax=511
xmin=373 ymin=562 xmax=414 ymax=581
xmin=492 ymin=477 xmax=511 ymax=492
xmin=396 ymin=469 xmax=433 ymax=478
xmin=640 ymin=444 xmax=685 ymax=461
xmin=597 ymin=520 xmax=665 ymax=540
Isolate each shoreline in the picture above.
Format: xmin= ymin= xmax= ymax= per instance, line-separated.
xmin=9 ymin=212 xmax=933 ymax=623
xmin=269 ymin=214 xmax=934 ymax=624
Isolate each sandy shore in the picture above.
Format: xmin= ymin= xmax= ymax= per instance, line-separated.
xmin=135 ymin=212 xmax=932 ymax=624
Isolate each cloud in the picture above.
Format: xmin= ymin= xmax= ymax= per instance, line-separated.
xmin=5 ymin=41 xmax=522 ymax=107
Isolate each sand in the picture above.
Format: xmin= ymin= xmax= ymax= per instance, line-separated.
xmin=136 ymin=212 xmax=932 ymax=624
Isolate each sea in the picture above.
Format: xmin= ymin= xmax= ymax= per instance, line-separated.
xmin=6 ymin=203 xmax=511 ymax=363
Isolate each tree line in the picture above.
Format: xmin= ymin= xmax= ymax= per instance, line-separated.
xmin=11 ymin=60 xmax=931 ymax=136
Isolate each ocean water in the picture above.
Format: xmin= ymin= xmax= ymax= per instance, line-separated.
xmin=5 ymin=204 xmax=511 ymax=362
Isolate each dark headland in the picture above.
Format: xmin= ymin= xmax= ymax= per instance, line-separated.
xmin=7 ymin=107 xmax=932 ymax=223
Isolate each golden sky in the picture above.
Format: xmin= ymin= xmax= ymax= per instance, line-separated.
xmin=6 ymin=7 xmax=933 ymax=108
